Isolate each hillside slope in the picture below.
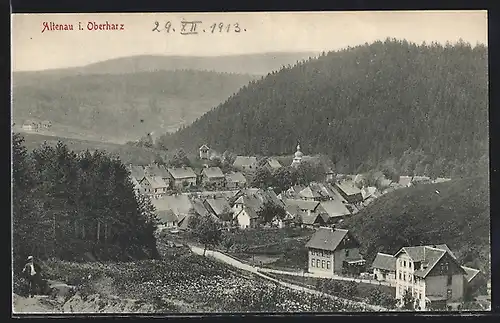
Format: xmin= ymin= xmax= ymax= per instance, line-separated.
xmin=160 ymin=39 xmax=488 ymax=175
xmin=12 ymin=70 xmax=257 ymax=142
xmin=340 ymin=176 xmax=490 ymax=275
xmin=16 ymin=132 xmax=172 ymax=166
xmin=13 ymin=52 xmax=320 ymax=78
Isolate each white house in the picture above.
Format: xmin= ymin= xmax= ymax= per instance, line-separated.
xmin=394 ymin=244 xmax=467 ymax=311
xmin=199 ymin=144 xmax=210 ymax=160
xmin=234 ymin=207 xmax=259 ymax=229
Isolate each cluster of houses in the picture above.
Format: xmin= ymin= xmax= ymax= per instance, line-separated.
xmin=126 ymin=165 xmax=372 ymax=230
xmin=21 ymin=119 xmax=52 ymax=131
xmin=305 ymin=227 xmax=489 ymax=311
xmin=126 ymin=143 xmax=453 ymax=232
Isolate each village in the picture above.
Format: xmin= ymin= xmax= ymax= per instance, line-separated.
xmin=124 ymin=143 xmax=490 ymax=311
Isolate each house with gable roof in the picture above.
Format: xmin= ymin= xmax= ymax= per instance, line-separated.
xmin=371 ymin=252 xmax=397 ymax=285
xmin=317 ymin=200 xmax=352 ymax=224
xmin=234 ymin=206 xmax=259 ymax=229
xmin=233 ymin=156 xmax=258 ymax=172
xmin=139 ymin=176 xmax=168 ymax=198
xmin=156 ymin=209 xmax=179 ymax=230
xmin=225 ymin=171 xmax=247 ymax=189
xmin=201 ymin=167 xmax=226 ymax=189
xmin=334 ymin=181 xmax=363 ymax=205
xmin=264 ymin=158 xmax=282 ymax=171
xmin=145 ymin=164 xmax=171 ymax=187
xmin=204 ymin=197 xmax=233 ymax=221
xmin=167 ymin=167 xmax=197 ymax=189
xmin=394 ymin=244 xmax=468 ymax=310
xmin=305 ymin=227 xmax=365 ymax=276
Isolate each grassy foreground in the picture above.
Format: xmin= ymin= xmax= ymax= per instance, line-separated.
xmin=15 ymin=253 xmax=375 ymax=313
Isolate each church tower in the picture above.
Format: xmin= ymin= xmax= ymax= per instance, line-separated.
xmin=291 ymin=143 xmax=303 ymax=167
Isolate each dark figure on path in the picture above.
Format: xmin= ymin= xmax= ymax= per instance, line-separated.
xmin=22 ymin=256 xmax=43 ymax=298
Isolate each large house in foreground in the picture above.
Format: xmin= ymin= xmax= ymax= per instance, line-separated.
xmin=305 ymin=227 xmax=366 ymax=276
xmin=394 ymin=244 xmax=468 ymax=310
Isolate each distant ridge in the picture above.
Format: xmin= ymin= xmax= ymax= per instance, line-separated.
xmin=13 ymin=52 xmax=321 ymax=77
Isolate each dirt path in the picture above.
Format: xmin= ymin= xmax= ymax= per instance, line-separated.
xmin=13 ymin=294 xmax=63 ymax=314
xmin=189 ymin=245 xmax=388 ymax=311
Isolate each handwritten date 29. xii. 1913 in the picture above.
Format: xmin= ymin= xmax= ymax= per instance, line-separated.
xmin=152 ymin=20 xmax=245 ymax=35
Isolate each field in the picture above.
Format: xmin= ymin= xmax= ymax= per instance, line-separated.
xmin=15 ymin=132 xmax=175 ymax=165
xmin=263 ymin=272 xmax=397 ymax=309
xmin=169 ymin=227 xmax=314 ymax=270
xmin=18 ymin=254 xmax=374 ymax=313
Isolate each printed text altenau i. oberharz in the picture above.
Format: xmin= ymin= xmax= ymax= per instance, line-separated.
xmin=41 ymin=21 xmax=125 ymax=33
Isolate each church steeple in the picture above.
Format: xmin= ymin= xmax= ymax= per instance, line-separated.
xmin=291 ymin=142 xmax=303 ymax=167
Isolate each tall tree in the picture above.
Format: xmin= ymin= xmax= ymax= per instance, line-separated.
xmin=191 ymin=216 xmax=223 ymax=256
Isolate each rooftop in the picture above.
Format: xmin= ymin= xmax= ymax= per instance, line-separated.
xmin=167 ymin=167 xmax=197 ymax=179
xmin=284 ymin=199 xmax=320 ymax=212
xmin=233 ymin=156 xmax=258 ymax=167
xmin=202 ymin=167 xmax=225 ymax=178
xmin=225 ymin=172 xmax=247 ymax=183
xmin=335 ymin=181 xmax=362 ymax=196
xmin=462 ymin=266 xmax=480 ymax=282
xmin=205 ymin=197 xmax=232 ymax=216
xmin=151 ymin=195 xmax=194 ymax=216
xmin=305 ymin=227 xmax=355 ymax=251
xmin=143 ymin=176 xmax=168 ymax=189
xmin=318 ymin=200 xmax=351 ymax=218
xmin=395 ymin=244 xmax=464 ymax=278
xmin=371 ymin=252 xmax=396 ymax=271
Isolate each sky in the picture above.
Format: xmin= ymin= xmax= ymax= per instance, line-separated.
xmin=12 ymin=11 xmax=488 ymax=72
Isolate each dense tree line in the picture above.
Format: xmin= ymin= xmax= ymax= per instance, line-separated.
xmin=250 ymin=161 xmax=327 ymax=193
xmin=12 ymin=134 xmax=159 ymax=271
xmin=159 ymin=39 xmax=488 ymax=177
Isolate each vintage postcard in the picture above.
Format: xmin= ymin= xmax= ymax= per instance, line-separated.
xmin=11 ymin=11 xmax=490 ymax=314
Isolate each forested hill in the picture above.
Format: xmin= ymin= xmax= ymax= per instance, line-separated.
xmin=340 ymin=176 xmax=490 ymax=276
xmin=12 ymin=70 xmax=258 ymax=142
xmin=159 ymin=39 xmax=488 ymax=176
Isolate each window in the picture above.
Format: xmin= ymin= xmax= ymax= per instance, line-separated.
xmin=322 ymin=260 xmax=325 ymax=268
xmin=311 ymin=259 xmax=315 ymax=267
xmin=399 ymin=259 xmax=403 ymax=267
xmin=419 ymin=293 xmax=422 ymax=300
xmin=404 ymin=260 xmax=406 ymax=267
xmin=403 ymin=273 xmax=406 ymax=281
xmin=399 ymin=272 xmax=402 ymax=280
xmin=447 ymin=289 xmax=452 ymax=299
xmin=316 ymin=260 xmax=320 ymax=267
xmin=409 ymin=262 xmax=412 ymax=269
xmin=327 ymin=261 xmax=330 ymax=269
xmin=409 ymin=275 xmax=412 ymax=282
xmin=447 ymin=275 xmax=452 ymax=286
xmin=345 ymin=249 xmax=350 ymax=257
